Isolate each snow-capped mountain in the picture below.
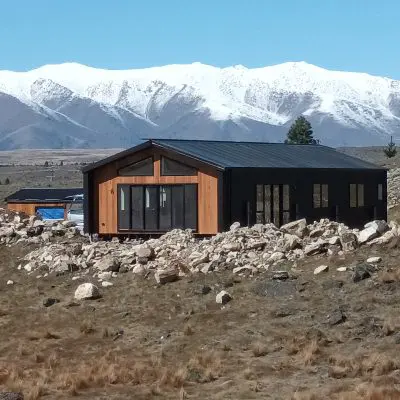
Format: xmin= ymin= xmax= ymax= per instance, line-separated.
xmin=0 ymin=61 xmax=399 ymax=149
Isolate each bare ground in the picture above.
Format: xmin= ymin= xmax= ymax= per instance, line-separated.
xmin=1 ymin=240 xmax=400 ymax=399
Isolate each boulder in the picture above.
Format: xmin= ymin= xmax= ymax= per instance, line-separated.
xmin=216 ymin=290 xmax=232 ymax=304
xmin=232 ymin=265 xmax=257 ymax=275
xmin=131 ymin=264 xmax=146 ymax=275
xmin=281 ymin=219 xmax=306 ymax=234
xmin=268 ymin=252 xmax=285 ymax=263
xmin=94 ymin=256 xmax=119 ymax=272
xmin=272 ymin=271 xmax=289 ymax=280
xmin=353 ymin=264 xmax=373 ymax=282
xmin=26 ymin=225 xmax=43 ymax=237
xmin=155 ymin=268 xmax=178 ymax=284
xmin=367 ymin=256 xmax=382 ymax=264
xmin=358 ymin=227 xmax=379 ymax=245
xmin=304 ymin=240 xmax=327 ymax=256
xmin=310 ymin=228 xmax=324 ymax=238
xmin=230 ymin=222 xmax=241 ymax=231
xmin=136 ymin=245 xmax=154 ymax=259
xmin=98 ymin=271 xmax=112 ymax=280
xmin=314 ymin=265 xmax=329 ymax=275
xmin=339 ymin=232 xmax=358 ymax=252
xmin=74 ymin=283 xmax=101 ymax=300
xmin=364 ymin=220 xmax=389 ymax=235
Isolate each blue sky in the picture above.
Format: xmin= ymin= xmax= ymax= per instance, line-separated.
xmin=1 ymin=0 xmax=399 ymax=78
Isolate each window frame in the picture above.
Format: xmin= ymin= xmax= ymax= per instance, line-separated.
xmin=118 ymin=157 xmax=154 ymax=176
xmin=160 ymin=156 xmax=197 ymax=176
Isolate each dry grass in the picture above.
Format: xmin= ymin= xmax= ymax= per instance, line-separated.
xmin=79 ymin=319 xmax=96 ymax=335
xmin=382 ymin=318 xmax=396 ymax=336
xmin=251 ymin=342 xmax=268 ymax=357
xmin=183 ymin=323 xmax=194 ymax=336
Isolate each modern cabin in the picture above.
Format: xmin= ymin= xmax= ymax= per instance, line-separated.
xmin=6 ymin=188 xmax=84 ymax=220
xmin=82 ymin=139 xmax=387 ymax=236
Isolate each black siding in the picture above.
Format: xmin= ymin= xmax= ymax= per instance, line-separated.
xmin=83 ymin=172 xmax=91 ymax=234
xmin=225 ymin=168 xmax=387 ymax=230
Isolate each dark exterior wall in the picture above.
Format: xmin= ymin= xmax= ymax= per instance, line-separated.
xmin=226 ymin=168 xmax=387 ymax=229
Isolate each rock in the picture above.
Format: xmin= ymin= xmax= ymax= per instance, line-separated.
xmin=26 ymin=225 xmax=44 ymax=237
xmin=132 ymin=264 xmax=146 ymax=275
xmin=272 ymin=271 xmax=289 ymax=280
xmin=304 ymin=240 xmax=327 ymax=256
xmin=353 ymin=264 xmax=373 ymax=282
xmin=62 ymin=220 xmax=77 ymax=228
xmin=337 ymin=267 xmax=347 ymax=272
xmin=367 ymin=256 xmax=382 ymax=264
xmin=200 ymin=262 xmax=214 ymax=274
xmin=314 ymin=265 xmax=329 ymax=275
xmin=268 ymin=252 xmax=285 ymax=263
xmin=233 ymin=265 xmax=257 ymax=275
xmin=6 ymin=280 xmax=13 ymax=285
xmin=340 ymin=232 xmax=358 ymax=252
xmin=43 ymin=298 xmax=60 ymax=307
xmin=358 ymin=227 xmax=379 ymax=245
xmin=101 ymin=281 xmax=113 ymax=287
xmin=98 ymin=271 xmax=112 ymax=280
xmin=364 ymin=220 xmax=389 ymax=235
xmin=310 ymin=228 xmax=324 ymax=238
xmin=216 ymin=290 xmax=232 ymax=304
xmin=136 ymin=245 xmax=154 ymax=259
xmin=281 ymin=219 xmax=307 ymax=234
xmin=230 ymin=222 xmax=241 ymax=231
xmin=33 ymin=219 xmax=45 ymax=227
xmin=74 ymin=283 xmax=101 ymax=300
xmin=200 ymin=285 xmax=211 ymax=295
xmin=23 ymin=263 xmax=33 ymax=272
xmin=329 ymin=236 xmax=340 ymax=245
xmin=283 ymin=234 xmax=302 ymax=251
xmin=94 ymin=256 xmax=119 ymax=272
xmin=0 ymin=393 xmax=24 ymax=400
xmin=155 ymin=268 xmax=178 ymax=284
xmin=328 ymin=309 xmax=346 ymax=326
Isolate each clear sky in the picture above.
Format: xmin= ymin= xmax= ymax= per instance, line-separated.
xmin=1 ymin=0 xmax=399 ymax=78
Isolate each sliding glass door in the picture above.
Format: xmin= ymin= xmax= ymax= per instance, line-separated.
xmin=118 ymin=184 xmax=197 ymax=232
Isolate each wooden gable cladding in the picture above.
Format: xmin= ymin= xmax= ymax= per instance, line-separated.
xmin=92 ymin=147 xmax=219 ymax=235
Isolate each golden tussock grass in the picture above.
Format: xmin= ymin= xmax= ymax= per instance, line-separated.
xmin=251 ymin=342 xmax=268 ymax=357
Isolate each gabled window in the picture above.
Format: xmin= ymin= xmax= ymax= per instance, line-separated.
xmin=350 ymin=184 xmax=364 ymax=208
xmin=118 ymin=157 xmax=153 ymax=176
xmin=160 ymin=156 xmax=197 ymax=176
xmin=313 ymin=184 xmax=328 ymax=208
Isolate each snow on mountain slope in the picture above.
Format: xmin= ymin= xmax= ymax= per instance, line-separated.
xmin=0 ymin=61 xmax=399 ymax=149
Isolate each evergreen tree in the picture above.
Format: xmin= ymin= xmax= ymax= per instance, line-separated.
xmin=44 ymin=161 xmax=49 ymax=167
xmin=285 ymin=116 xmax=317 ymax=145
xmin=5 ymin=177 xmax=10 ymax=185
xmin=384 ymin=136 xmax=397 ymax=158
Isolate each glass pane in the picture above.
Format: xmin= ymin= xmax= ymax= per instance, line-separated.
xmin=159 ymin=186 xmax=172 ymax=230
xmin=171 ymin=186 xmax=184 ymax=229
xmin=313 ymin=184 xmax=321 ymax=208
xmin=131 ymin=186 xmax=144 ymax=230
xmin=256 ymin=212 xmax=264 ymax=224
xmin=273 ymin=185 xmax=280 ymax=226
xmin=120 ymin=187 xmax=126 ymax=211
xmin=256 ymin=185 xmax=264 ymax=212
xmin=349 ymin=184 xmax=357 ymax=208
xmin=378 ymin=184 xmax=383 ymax=201
xmin=358 ymin=184 xmax=364 ymax=207
xmin=264 ymin=185 xmax=271 ymax=223
xmin=119 ymin=157 xmax=153 ymax=176
xmin=184 ymin=184 xmax=197 ymax=230
xmin=283 ymin=211 xmax=290 ymax=225
xmin=161 ymin=157 xmax=197 ymax=176
xmin=144 ymin=187 xmax=158 ymax=230
xmin=322 ymin=184 xmax=329 ymax=208
xmin=283 ymin=185 xmax=290 ymax=211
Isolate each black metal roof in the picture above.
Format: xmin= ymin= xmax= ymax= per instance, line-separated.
xmin=6 ymin=188 xmax=83 ymax=203
xmin=82 ymin=139 xmax=385 ymax=172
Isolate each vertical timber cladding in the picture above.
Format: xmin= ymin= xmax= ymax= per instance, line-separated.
xmin=93 ymin=148 xmax=219 ymax=235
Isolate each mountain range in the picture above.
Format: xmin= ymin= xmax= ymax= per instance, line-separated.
xmin=0 ymin=61 xmax=399 ymax=149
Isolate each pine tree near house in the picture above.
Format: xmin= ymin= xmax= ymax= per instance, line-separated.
xmin=285 ymin=116 xmax=318 ymax=145
xmin=384 ymin=136 xmax=397 ymax=158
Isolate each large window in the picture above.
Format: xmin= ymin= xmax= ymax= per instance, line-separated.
xmin=350 ymin=184 xmax=364 ymax=208
xmin=256 ymin=184 xmax=290 ymax=227
xmin=118 ymin=184 xmax=197 ymax=231
xmin=313 ymin=184 xmax=328 ymax=208
xmin=161 ymin=157 xmax=197 ymax=176
xmin=118 ymin=157 xmax=153 ymax=176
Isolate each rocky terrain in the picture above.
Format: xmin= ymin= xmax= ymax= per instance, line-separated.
xmin=1 ymin=206 xmax=400 ymax=398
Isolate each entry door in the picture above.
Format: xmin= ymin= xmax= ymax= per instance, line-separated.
xmin=256 ymin=184 xmax=291 ymax=227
